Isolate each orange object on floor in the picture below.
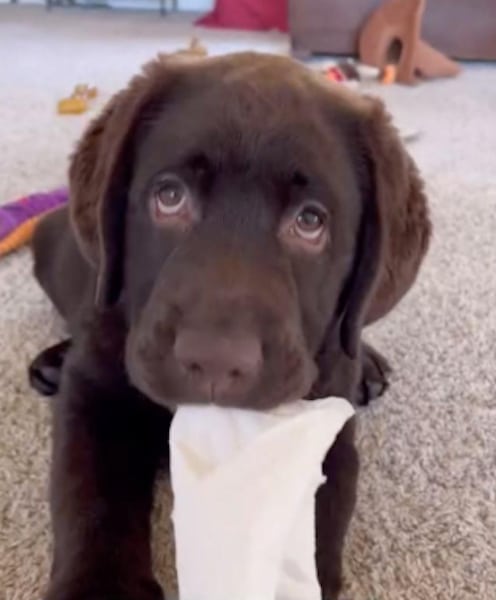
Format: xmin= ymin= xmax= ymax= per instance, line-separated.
xmin=381 ymin=64 xmax=397 ymax=84
xmin=57 ymin=84 xmax=98 ymax=115
xmin=57 ymin=96 xmax=88 ymax=115
xmin=0 ymin=216 xmax=40 ymax=256
xmin=358 ymin=0 xmax=460 ymax=85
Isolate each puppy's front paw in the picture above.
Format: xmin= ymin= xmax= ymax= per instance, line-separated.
xmin=357 ymin=342 xmax=391 ymax=406
xmin=28 ymin=339 xmax=71 ymax=396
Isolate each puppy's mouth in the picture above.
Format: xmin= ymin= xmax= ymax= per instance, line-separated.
xmin=125 ymin=329 xmax=317 ymax=411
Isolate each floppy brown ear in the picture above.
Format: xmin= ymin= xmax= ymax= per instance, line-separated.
xmin=337 ymin=95 xmax=429 ymax=359
xmin=337 ymin=162 xmax=382 ymax=359
xmin=68 ymin=55 xmax=186 ymax=307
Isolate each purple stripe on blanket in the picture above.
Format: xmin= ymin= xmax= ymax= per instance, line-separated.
xmin=0 ymin=187 xmax=68 ymax=240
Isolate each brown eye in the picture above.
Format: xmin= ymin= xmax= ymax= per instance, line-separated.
xmin=294 ymin=205 xmax=326 ymax=240
xmin=153 ymin=176 xmax=189 ymax=217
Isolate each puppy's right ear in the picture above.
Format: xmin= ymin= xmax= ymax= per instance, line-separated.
xmin=68 ymin=55 xmax=188 ymax=307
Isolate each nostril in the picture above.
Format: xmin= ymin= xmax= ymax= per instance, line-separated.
xmin=229 ymin=368 xmax=242 ymax=380
xmin=174 ymin=328 xmax=262 ymax=394
xmin=185 ymin=361 xmax=203 ymax=376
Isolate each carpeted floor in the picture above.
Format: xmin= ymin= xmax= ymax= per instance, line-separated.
xmin=1 ymin=6 xmax=495 ymax=600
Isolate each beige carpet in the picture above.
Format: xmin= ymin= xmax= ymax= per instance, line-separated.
xmin=1 ymin=7 xmax=495 ymax=600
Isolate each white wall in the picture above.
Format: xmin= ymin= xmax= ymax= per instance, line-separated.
xmin=0 ymin=0 xmax=214 ymax=9
xmin=180 ymin=0 xmax=213 ymax=9
xmin=108 ymin=0 xmax=213 ymax=10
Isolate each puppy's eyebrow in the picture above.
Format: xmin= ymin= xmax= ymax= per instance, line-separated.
xmin=185 ymin=152 xmax=210 ymax=173
xmin=291 ymin=171 xmax=308 ymax=188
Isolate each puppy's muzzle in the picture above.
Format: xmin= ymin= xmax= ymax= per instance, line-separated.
xmin=174 ymin=328 xmax=262 ymax=401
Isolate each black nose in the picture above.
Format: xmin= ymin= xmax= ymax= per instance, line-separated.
xmin=174 ymin=329 xmax=262 ymax=400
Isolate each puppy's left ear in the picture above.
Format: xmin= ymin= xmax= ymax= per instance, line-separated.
xmin=334 ymin=95 xmax=426 ymax=359
xmin=313 ymin=96 xmax=422 ymax=399
xmin=336 ymin=143 xmax=382 ymax=360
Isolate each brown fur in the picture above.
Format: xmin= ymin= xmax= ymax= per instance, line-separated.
xmin=361 ymin=98 xmax=431 ymax=322
xmin=70 ymin=53 xmax=430 ymax=324
xmin=30 ymin=52 xmax=431 ymax=600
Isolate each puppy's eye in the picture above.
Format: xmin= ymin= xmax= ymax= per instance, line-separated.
xmin=295 ymin=206 xmax=326 ymax=240
xmin=155 ymin=178 xmax=187 ymax=215
xmin=153 ymin=176 xmax=190 ymax=217
xmin=279 ymin=202 xmax=328 ymax=252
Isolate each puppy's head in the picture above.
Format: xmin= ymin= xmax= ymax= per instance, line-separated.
xmin=69 ymin=52 xmax=404 ymax=409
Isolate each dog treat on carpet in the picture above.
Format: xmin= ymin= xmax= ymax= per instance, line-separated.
xmin=359 ymin=0 xmax=460 ymax=85
xmin=57 ymin=84 xmax=98 ymax=115
xmin=170 ymin=397 xmax=354 ymax=600
xmin=0 ymin=188 xmax=68 ymax=256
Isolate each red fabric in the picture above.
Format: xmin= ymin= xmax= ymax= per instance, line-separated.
xmin=196 ymin=0 xmax=288 ymax=32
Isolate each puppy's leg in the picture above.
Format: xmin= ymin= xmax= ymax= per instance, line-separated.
xmin=32 ymin=206 xmax=94 ymax=324
xmin=311 ymin=338 xmax=389 ymax=406
xmin=315 ymin=419 xmax=359 ymax=600
xmin=31 ymin=208 xmax=94 ymax=397
xmin=357 ymin=342 xmax=391 ymax=406
xmin=29 ymin=339 xmax=71 ymax=396
xmin=45 ymin=323 xmax=172 ymax=600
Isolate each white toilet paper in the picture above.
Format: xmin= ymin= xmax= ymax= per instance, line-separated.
xmin=170 ymin=397 xmax=354 ymax=600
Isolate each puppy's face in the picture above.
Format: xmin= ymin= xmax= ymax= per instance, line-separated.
xmin=71 ymin=54 xmax=384 ymax=410
xmin=122 ymin=72 xmax=366 ymax=409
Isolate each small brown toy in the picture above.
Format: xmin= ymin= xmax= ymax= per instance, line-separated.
xmin=359 ymin=0 xmax=460 ymax=85
xmin=174 ymin=37 xmax=208 ymax=60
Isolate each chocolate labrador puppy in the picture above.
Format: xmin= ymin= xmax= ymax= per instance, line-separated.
xmin=29 ymin=52 xmax=430 ymax=600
